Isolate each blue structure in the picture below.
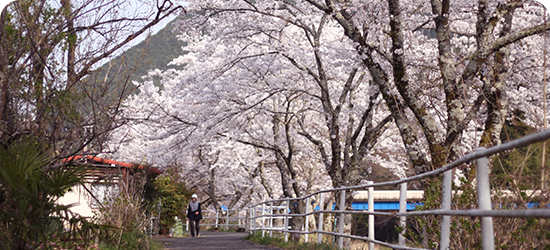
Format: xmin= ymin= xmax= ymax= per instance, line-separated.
xmin=313 ymin=201 xmax=423 ymax=211
xmin=351 ymin=201 xmax=422 ymax=211
xmin=253 ymin=199 xmax=546 ymax=212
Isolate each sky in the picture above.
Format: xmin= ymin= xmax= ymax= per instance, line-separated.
xmin=114 ymin=0 xmax=185 ymax=44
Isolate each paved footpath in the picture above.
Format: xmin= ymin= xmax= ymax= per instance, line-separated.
xmin=156 ymin=231 xmax=281 ymax=250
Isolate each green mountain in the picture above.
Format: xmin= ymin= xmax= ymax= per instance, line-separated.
xmin=92 ymin=18 xmax=187 ymax=94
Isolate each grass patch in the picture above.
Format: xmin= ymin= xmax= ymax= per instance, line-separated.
xmin=98 ymin=231 xmax=165 ymax=250
xmin=244 ymin=232 xmax=339 ymax=250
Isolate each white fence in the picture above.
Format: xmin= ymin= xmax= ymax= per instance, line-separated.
xmin=247 ymin=129 xmax=550 ymax=250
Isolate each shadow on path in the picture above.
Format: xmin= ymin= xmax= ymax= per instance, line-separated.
xmin=156 ymin=231 xmax=281 ymax=250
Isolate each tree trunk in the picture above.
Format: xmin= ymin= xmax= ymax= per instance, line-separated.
xmin=62 ymin=0 xmax=76 ymax=88
xmin=479 ymin=4 xmax=514 ymax=148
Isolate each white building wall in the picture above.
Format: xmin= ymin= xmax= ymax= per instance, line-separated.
xmin=57 ymin=184 xmax=96 ymax=218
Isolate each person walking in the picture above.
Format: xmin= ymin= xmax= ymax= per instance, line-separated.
xmin=186 ymin=194 xmax=203 ymax=237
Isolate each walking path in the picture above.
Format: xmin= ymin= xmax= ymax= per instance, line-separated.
xmin=156 ymin=231 xmax=281 ymax=250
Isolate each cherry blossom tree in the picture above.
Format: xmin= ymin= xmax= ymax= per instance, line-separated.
xmin=304 ymin=0 xmax=550 ymax=175
xmin=107 ymin=76 xmax=286 ymax=210
xmin=303 ymin=0 xmax=549 ymax=247
xmin=108 ymin=0 xmax=549 ymax=248
xmin=109 ymin=1 xmax=406 ymax=243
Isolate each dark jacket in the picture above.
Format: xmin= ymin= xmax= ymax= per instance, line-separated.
xmin=187 ymin=202 xmax=203 ymax=221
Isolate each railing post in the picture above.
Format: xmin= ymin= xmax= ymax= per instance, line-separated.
xmin=328 ymin=199 xmax=335 ymax=245
xmin=305 ymin=197 xmax=310 ymax=243
xmin=251 ymin=207 xmax=255 ymax=233
xmin=317 ymin=193 xmax=325 ymax=244
xmin=368 ymin=183 xmax=374 ymax=250
xmin=216 ymin=210 xmax=219 ymax=229
xmin=476 ymin=147 xmax=495 ymax=250
xmin=269 ymin=202 xmax=273 ymax=238
xmin=440 ymin=169 xmax=452 ymax=250
xmin=398 ymin=182 xmax=407 ymax=246
xmin=262 ymin=202 xmax=266 ymax=237
xmin=238 ymin=209 xmax=241 ymax=228
xmin=248 ymin=207 xmax=252 ymax=234
xmin=284 ymin=200 xmax=289 ymax=242
xmin=338 ymin=189 xmax=346 ymax=249
xmin=226 ymin=208 xmax=230 ymax=231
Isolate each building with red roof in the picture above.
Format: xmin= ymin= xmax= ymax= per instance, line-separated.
xmin=58 ymin=155 xmax=161 ymax=218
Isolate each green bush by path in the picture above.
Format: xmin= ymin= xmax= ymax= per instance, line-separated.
xmin=147 ymin=165 xmax=192 ymax=235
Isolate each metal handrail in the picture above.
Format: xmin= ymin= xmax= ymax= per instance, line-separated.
xmin=189 ymin=209 xmax=247 ymax=230
xmin=247 ymin=129 xmax=550 ymax=250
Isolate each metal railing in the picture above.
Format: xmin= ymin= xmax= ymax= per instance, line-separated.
xmin=147 ymin=216 xmax=160 ymax=236
xmin=186 ymin=209 xmax=247 ymax=231
xmin=247 ymin=129 xmax=550 ymax=250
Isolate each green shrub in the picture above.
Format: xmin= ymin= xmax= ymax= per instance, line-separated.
xmin=152 ymin=169 xmax=191 ymax=235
